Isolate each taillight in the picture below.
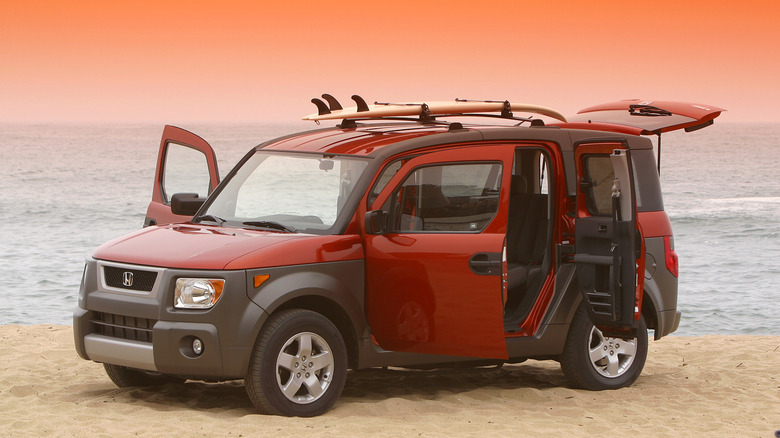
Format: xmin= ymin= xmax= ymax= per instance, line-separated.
xmin=664 ymin=236 xmax=678 ymax=277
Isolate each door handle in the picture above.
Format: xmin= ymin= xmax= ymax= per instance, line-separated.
xmin=469 ymin=252 xmax=502 ymax=276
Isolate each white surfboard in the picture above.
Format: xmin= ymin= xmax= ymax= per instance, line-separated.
xmin=303 ymin=97 xmax=567 ymax=122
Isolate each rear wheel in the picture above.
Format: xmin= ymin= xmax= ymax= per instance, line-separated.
xmin=560 ymin=305 xmax=648 ymax=390
xmin=245 ymin=309 xmax=347 ymax=417
xmin=103 ymin=363 xmax=184 ymax=387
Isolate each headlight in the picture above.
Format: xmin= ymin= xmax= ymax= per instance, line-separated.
xmin=174 ymin=278 xmax=224 ymax=309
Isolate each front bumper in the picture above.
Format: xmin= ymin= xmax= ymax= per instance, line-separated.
xmin=74 ymin=309 xmax=239 ymax=377
xmin=73 ymin=259 xmax=267 ymax=379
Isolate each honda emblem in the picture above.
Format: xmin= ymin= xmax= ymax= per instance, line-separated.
xmin=122 ymin=271 xmax=134 ymax=287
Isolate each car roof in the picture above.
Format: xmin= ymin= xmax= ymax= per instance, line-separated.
xmin=260 ymin=123 xmax=452 ymax=156
xmin=257 ymin=121 xmax=655 ymax=159
xmin=258 ymin=96 xmax=723 ymax=158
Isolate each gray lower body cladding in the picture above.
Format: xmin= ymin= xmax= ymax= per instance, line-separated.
xmin=73 ymin=258 xmax=367 ymax=379
xmin=73 ymin=248 xmax=678 ymax=378
xmin=642 ymin=236 xmax=680 ymax=338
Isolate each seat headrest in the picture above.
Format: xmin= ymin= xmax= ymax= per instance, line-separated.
xmin=511 ymin=175 xmax=528 ymax=194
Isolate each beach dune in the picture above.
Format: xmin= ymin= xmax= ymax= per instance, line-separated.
xmin=0 ymin=325 xmax=777 ymax=437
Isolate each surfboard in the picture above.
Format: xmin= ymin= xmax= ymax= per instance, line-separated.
xmin=302 ymin=96 xmax=567 ymax=122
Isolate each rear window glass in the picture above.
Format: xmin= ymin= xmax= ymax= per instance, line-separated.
xmin=583 ymin=156 xmax=614 ymax=215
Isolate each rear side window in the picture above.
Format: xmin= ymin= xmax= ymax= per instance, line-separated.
xmin=631 ymin=149 xmax=664 ymax=212
xmin=582 ymin=150 xmax=664 ymax=214
xmin=385 ymin=162 xmax=502 ymax=232
xmin=583 ymin=156 xmax=614 ymax=215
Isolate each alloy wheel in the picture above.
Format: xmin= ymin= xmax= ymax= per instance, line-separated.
xmin=587 ymin=326 xmax=638 ymax=378
xmin=275 ymin=331 xmax=335 ymax=404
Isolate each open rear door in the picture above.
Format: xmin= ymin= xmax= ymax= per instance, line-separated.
xmin=144 ymin=125 xmax=220 ymax=227
xmin=573 ymin=141 xmax=642 ymax=338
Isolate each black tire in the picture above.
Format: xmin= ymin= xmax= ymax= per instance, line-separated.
xmin=560 ymin=304 xmax=648 ymax=390
xmin=103 ymin=363 xmax=185 ymax=387
xmin=245 ymin=309 xmax=347 ymax=417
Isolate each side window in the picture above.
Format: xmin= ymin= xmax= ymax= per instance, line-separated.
xmin=162 ymin=142 xmax=211 ymax=204
xmin=367 ymin=159 xmax=404 ymax=207
xmin=385 ymin=162 xmax=502 ymax=232
xmin=539 ymin=153 xmax=548 ymax=195
xmin=583 ymin=155 xmax=614 ymax=215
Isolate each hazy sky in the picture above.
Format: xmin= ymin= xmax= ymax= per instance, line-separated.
xmin=2 ymin=0 xmax=778 ymax=123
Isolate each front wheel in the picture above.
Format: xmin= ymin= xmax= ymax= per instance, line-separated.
xmin=560 ymin=305 xmax=648 ymax=390
xmin=245 ymin=309 xmax=347 ymax=417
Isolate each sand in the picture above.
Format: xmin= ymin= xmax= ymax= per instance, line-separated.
xmin=0 ymin=325 xmax=777 ymax=437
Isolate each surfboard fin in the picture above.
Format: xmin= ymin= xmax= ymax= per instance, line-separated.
xmin=352 ymin=95 xmax=370 ymax=112
xmin=311 ymin=98 xmax=331 ymax=115
xmin=321 ymin=94 xmax=343 ymax=111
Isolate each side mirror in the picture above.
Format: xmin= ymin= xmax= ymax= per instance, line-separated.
xmin=364 ymin=210 xmax=388 ymax=235
xmin=171 ymin=193 xmax=206 ymax=216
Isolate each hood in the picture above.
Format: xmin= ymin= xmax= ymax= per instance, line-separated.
xmin=93 ymin=224 xmax=364 ymax=270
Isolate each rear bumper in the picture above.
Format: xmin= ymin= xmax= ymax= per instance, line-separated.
xmin=655 ymin=309 xmax=681 ymax=339
xmin=671 ymin=310 xmax=681 ymax=333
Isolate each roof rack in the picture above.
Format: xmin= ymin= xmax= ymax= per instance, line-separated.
xmin=302 ymin=94 xmax=567 ymax=125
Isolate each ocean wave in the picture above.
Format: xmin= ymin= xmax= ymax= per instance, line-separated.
xmin=708 ymin=196 xmax=780 ymax=204
xmin=668 ymin=200 xmax=780 ymax=218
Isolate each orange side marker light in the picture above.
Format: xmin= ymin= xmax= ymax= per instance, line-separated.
xmin=254 ymin=274 xmax=270 ymax=288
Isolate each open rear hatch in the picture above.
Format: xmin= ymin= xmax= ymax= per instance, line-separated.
xmin=565 ymin=99 xmax=725 ymax=134
xmin=553 ymin=99 xmax=726 ymax=172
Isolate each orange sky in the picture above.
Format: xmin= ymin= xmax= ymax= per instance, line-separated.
xmin=1 ymin=0 xmax=778 ymax=123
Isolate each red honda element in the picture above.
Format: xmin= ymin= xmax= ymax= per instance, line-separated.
xmin=74 ymin=96 xmax=723 ymax=416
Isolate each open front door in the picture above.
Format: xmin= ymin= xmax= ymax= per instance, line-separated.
xmin=364 ymin=145 xmax=514 ymax=359
xmin=145 ymin=125 xmax=220 ymax=227
xmin=573 ymin=142 xmax=642 ymax=338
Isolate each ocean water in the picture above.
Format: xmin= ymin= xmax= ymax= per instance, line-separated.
xmin=1 ymin=122 xmax=778 ymax=336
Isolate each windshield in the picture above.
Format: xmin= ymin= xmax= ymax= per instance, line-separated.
xmin=197 ymin=151 xmax=369 ymax=233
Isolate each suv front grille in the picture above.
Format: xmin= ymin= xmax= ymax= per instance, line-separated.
xmin=92 ymin=312 xmax=156 ymax=343
xmin=103 ymin=266 xmax=157 ymax=292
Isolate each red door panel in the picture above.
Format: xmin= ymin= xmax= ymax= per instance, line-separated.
xmin=145 ymin=125 xmax=220 ymax=226
xmin=365 ymin=145 xmax=515 ymax=359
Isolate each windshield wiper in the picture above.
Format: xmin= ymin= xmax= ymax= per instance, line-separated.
xmin=241 ymin=220 xmax=296 ymax=233
xmin=192 ymin=214 xmax=227 ymax=225
xmin=628 ymin=104 xmax=673 ymax=117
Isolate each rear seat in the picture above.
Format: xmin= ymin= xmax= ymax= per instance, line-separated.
xmin=506 ymin=176 xmax=548 ymax=293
